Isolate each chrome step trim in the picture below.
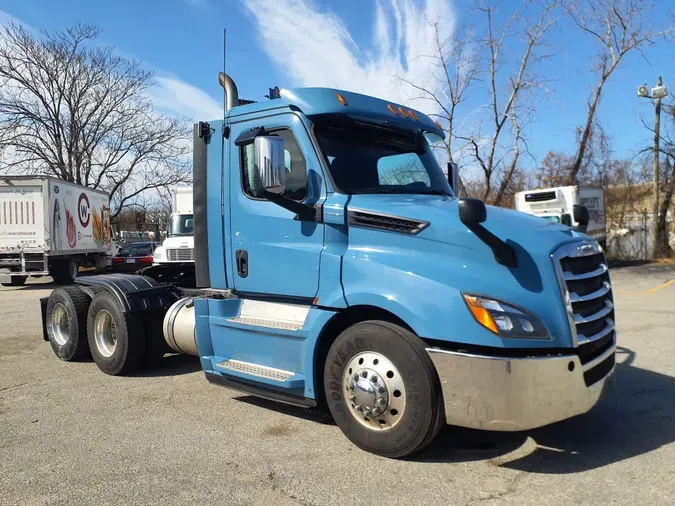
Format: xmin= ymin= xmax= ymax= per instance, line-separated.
xmin=226 ymin=300 xmax=309 ymax=331
xmin=215 ymin=359 xmax=294 ymax=382
xmin=563 ymin=263 xmax=608 ymax=281
xmin=569 ymin=282 xmax=611 ymax=303
xmin=578 ymin=318 xmax=614 ymax=343
xmin=574 ymin=301 xmax=614 ymax=324
xmin=226 ymin=316 xmax=303 ymax=331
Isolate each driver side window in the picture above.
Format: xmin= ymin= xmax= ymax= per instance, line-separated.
xmin=240 ymin=129 xmax=307 ymax=201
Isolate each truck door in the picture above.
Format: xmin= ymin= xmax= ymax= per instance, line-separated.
xmin=228 ymin=113 xmax=325 ymax=299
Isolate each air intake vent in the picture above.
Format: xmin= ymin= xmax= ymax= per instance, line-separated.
xmin=525 ymin=191 xmax=556 ymax=202
xmin=348 ymin=209 xmax=429 ymax=235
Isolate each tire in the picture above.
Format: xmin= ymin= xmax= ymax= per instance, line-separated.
xmin=87 ymin=291 xmax=145 ymax=375
xmin=51 ymin=258 xmax=79 ymax=285
xmin=1 ymin=276 xmax=27 ymax=287
xmin=45 ymin=286 xmax=92 ymax=361
xmin=324 ymin=320 xmax=444 ymax=458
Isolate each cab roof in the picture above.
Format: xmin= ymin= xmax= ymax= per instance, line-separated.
xmin=226 ymin=87 xmax=444 ymax=139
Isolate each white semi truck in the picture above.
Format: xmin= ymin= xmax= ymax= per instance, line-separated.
xmin=152 ymin=186 xmax=194 ymax=264
xmin=515 ymin=185 xmax=606 ymax=248
xmin=0 ymin=176 xmax=112 ymax=286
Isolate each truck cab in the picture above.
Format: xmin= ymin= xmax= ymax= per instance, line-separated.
xmin=41 ymin=74 xmax=616 ymax=458
xmin=153 ymin=187 xmax=194 ymax=264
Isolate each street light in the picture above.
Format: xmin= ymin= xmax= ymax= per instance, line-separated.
xmin=637 ymin=76 xmax=668 ymax=259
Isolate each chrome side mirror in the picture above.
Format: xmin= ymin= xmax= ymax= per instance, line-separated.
xmin=254 ymin=136 xmax=285 ymax=195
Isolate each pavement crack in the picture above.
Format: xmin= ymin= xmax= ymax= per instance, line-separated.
xmin=0 ymin=382 xmax=27 ymax=393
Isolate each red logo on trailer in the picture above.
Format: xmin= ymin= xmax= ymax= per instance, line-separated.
xmin=78 ymin=193 xmax=91 ymax=227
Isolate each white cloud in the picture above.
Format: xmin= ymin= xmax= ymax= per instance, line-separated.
xmin=150 ymin=76 xmax=222 ymax=121
xmin=243 ymin=0 xmax=455 ymax=114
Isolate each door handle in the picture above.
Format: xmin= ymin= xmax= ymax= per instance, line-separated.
xmin=236 ymin=249 xmax=248 ymax=278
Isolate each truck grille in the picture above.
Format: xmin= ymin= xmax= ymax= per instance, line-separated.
xmin=166 ymin=248 xmax=194 ymax=262
xmin=553 ymin=241 xmax=615 ymax=386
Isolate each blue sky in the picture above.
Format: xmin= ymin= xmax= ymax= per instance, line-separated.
xmin=1 ymin=0 xmax=673 ymax=171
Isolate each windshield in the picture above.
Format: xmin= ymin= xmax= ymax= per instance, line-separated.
xmin=120 ymin=243 xmax=155 ymax=256
xmin=168 ymin=214 xmax=194 ymax=237
xmin=542 ymin=216 xmax=561 ymax=224
xmin=314 ymin=124 xmax=453 ymax=196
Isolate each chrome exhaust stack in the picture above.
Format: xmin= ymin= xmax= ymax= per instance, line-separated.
xmin=218 ymin=72 xmax=239 ymax=112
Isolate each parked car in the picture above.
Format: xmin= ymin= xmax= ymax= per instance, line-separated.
xmin=111 ymin=242 xmax=158 ymax=272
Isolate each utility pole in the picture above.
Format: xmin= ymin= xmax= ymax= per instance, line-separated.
xmin=638 ymin=77 xmax=668 ymax=259
xmin=652 ymin=77 xmax=662 ymax=260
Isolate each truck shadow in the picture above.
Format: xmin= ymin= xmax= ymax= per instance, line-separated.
xmin=131 ymin=353 xmax=202 ymax=377
xmin=416 ymin=346 xmax=675 ymax=472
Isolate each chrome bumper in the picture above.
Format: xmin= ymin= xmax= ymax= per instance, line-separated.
xmin=427 ymin=345 xmax=616 ymax=431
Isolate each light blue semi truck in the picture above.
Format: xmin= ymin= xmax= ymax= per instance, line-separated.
xmin=40 ymin=73 xmax=616 ymax=458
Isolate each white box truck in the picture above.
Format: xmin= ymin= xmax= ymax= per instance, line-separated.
xmin=515 ymin=185 xmax=606 ymax=248
xmin=0 ymin=176 xmax=112 ymax=286
xmin=152 ymin=186 xmax=194 ymax=264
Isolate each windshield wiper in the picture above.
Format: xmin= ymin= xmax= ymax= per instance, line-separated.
xmin=411 ymin=189 xmax=452 ymax=196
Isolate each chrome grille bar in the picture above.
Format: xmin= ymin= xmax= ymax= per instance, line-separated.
xmin=563 ymin=263 xmax=608 ymax=281
xmin=569 ymin=281 xmax=611 ymax=303
xmin=577 ymin=318 xmax=614 ymax=343
xmin=573 ymin=300 xmax=613 ymax=324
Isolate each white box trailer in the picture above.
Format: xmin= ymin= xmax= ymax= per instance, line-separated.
xmin=0 ymin=176 xmax=112 ymax=286
xmin=515 ymin=185 xmax=606 ymax=247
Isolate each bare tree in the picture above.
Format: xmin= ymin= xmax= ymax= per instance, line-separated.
xmin=0 ymin=23 xmax=191 ymax=218
xmin=566 ymin=0 xmax=674 ymax=184
xmin=398 ymin=20 xmax=481 ymax=196
xmin=400 ymin=1 xmax=564 ymax=203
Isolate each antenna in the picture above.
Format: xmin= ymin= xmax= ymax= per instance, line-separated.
xmin=223 ymin=28 xmax=227 ymax=128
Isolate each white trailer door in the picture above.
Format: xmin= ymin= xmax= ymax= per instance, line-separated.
xmin=0 ymin=185 xmax=46 ymax=251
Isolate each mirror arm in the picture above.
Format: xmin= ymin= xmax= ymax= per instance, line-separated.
xmin=466 ymin=223 xmax=517 ymax=268
xmin=263 ymin=190 xmax=321 ymax=222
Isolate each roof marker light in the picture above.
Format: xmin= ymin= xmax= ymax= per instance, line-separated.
xmin=408 ymin=109 xmax=419 ymax=121
xmin=337 ymin=93 xmax=348 ymax=106
xmin=434 ymin=121 xmax=443 ymax=130
xmin=387 ymin=104 xmax=398 ymax=115
xmin=398 ymin=107 xmax=408 ymax=118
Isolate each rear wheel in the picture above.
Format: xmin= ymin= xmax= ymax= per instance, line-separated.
xmin=1 ymin=276 xmax=27 ymax=287
xmin=46 ymin=286 xmax=91 ymax=361
xmin=87 ymin=291 xmax=144 ymax=375
xmin=51 ymin=258 xmax=79 ymax=285
xmin=324 ymin=320 xmax=444 ymax=458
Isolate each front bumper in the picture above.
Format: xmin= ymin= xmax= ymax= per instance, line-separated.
xmin=427 ymin=344 xmax=616 ymax=431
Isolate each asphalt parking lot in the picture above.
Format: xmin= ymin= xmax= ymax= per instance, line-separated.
xmin=1 ymin=264 xmax=674 ymax=506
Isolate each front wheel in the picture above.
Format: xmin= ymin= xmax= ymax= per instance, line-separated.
xmin=324 ymin=321 xmax=444 ymax=458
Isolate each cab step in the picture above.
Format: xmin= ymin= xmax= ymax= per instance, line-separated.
xmin=214 ymin=358 xmax=305 ymax=389
xmin=225 ymin=300 xmax=309 ymax=332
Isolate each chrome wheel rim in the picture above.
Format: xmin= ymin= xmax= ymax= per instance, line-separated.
xmin=343 ymin=351 xmax=406 ymax=431
xmin=50 ymin=303 xmax=70 ymax=346
xmin=94 ymin=310 xmax=117 ymax=358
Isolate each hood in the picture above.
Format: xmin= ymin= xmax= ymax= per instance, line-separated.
xmin=347 ymin=194 xmax=586 ymax=258
xmin=343 ymin=194 xmax=593 ymax=347
xmin=162 ymin=236 xmax=194 ymax=248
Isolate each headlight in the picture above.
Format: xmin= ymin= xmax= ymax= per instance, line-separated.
xmin=462 ymin=294 xmax=549 ymax=339
xmin=153 ymin=249 xmax=163 ymax=260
